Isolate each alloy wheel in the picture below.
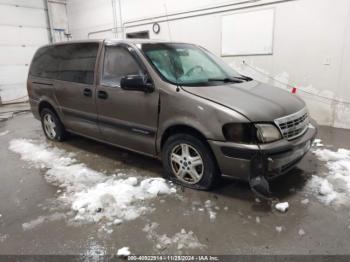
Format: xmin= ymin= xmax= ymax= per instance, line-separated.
xmin=170 ymin=143 xmax=204 ymax=184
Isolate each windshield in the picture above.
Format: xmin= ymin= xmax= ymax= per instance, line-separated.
xmin=140 ymin=43 xmax=250 ymax=86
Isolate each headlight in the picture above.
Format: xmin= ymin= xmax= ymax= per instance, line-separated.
xmin=255 ymin=124 xmax=282 ymax=143
xmin=222 ymin=123 xmax=257 ymax=144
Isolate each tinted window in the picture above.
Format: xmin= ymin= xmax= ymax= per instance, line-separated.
xmin=30 ymin=46 xmax=60 ymax=79
xmin=57 ymin=44 xmax=98 ymax=84
xmin=102 ymin=46 xmax=143 ymax=86
xmin=30 ymin=43 xmax=99 ymax=84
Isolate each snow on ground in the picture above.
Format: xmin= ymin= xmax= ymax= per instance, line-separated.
xmin=301 ymin=199 xmax=309 ymax=205
xmin=9 ymin=139 xmax=176 ymax=225
xmin=275 ymin=226 xmax=283 ymax=233
xmin=274 ymin=202 xmax=289 ymax=213
xmin=204 ymin=200 xmax=217 ymax=220
xmin=143 ymin=222 xmax=205 ymax=252
xmin=117 ymin=247 xmax=131 ymax=256
xmin=0 ymin=234 xmax=9 ymax=243
xmin=22 ymin=213 xmax=66 ymax=231
xmin=191 ymin=200 xmax=219 ymax=220
xmin=0 ymin=130 xmax=9 ymax=136
xmin=84 ymin=241 xmax=107 ymax=259
xmin=307 ymin=140 xmax=350 ymax=207
xmin=298 ymin=229 xmax=306 ymax=237
xmin=313 ymin=139 xmax=324 ymax=147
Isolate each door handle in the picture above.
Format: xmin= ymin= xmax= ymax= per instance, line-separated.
xmin=98 ymin=90 xmax=108 ymax=99
xmin=83 ymin=88 xmax=92 ymax=97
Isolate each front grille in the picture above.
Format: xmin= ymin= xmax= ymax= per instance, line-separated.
xmin=274 ymin=108 xmax=309 ymax=140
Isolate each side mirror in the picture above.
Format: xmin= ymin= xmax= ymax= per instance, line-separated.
xmin=120 ymin=75 xmax=154 ymax=93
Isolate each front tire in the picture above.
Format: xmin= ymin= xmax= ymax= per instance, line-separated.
xmin=40 ymin=108 xmax=66 ymax=141
xmin=162 ymin=133 xmax=220 ymax=190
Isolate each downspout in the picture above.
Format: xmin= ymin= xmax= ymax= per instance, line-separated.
xmin=45 ymin=0 xmax=54 ymax=43
xmin=117 ymin=0 xmax=124 ymax=38
xmin=111 ymin=0 xmax=118 ymax=38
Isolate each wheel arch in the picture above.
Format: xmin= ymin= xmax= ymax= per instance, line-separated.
xmin=38 ymin=100 xmax=63 ymax=124
xmin=160 ymin=125 xmax=207 ymax=150
xmin=39 ymin=100 xmax=56 ymax=115
xmin=159 ymin=124 xmax=221 ymax=173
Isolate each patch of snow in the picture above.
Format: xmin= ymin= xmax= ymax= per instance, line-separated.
xmin=209 ymin=211 xmax=216 ymax=220
xmin=301 ymin=199 xmax=309 ymax=205
xmin=113 ymin=218 xmax=122 ymax=225
xmin=0 ymin=130 xmax=9 ymax=136
xmin=308 ymin=123 xmax=316 ymax=129
xmin=298 ymin=228 xmax=305 ymax=237
xmin=313 ymin=139 xmax=322 ymax=145
xmin=143 ymin=222 xmax=205 ymax=252
xmin=314 ymin=148 xmax=350 ymax=162
xmin=224 ymin=206 xmax=228 ymax=211
xmin=0 ymin=234 xmax=9 ymax=243
xmin=307 ymin=176 xmax=338 ymax=205
xmin=22 ymin=213 xmax=66 ymax=231
xmin=319 ymin=179 xmax=334 ymax=196
xmin=204 ymin=200 xmax=217 ymax=221
xmin=275 ymin=202 xmax=289 ymax=213
xmin=9 ymin=139 xmax=176 ymax=224
xmin=85 ymin=242 xmax=107 ymax=258
xmin=256 ymin=217 xmax=260 ymax=223
xmin=275 ymin=226 xmax=283 ymax=233
xmin=307 ymin=144 xmax=350 ymax=206
xmin=255 ymin=198 xmax=261 ymax=203
xmin=117 ymin=247 xmax=131 ymax=256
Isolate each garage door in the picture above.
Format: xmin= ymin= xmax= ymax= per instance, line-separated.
xmin=0 ymin=0 xmax=49 ymax=104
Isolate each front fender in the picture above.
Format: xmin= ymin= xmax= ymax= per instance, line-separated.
xmin=156 ymin=88 xmax=250 ymax=153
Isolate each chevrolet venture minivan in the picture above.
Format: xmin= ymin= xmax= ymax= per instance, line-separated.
xmin=28 ymin=39 xmax=317 ymax=193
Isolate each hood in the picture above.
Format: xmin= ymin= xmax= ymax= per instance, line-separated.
xmin=181 ymin=80 xmax=305 ymax=122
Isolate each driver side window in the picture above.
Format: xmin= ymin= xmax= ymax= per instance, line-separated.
xmin=102 ymin=46 xmax=143 ymax=87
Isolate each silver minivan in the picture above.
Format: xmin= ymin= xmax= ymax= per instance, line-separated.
xmin=27 ymin=39 xmax=317 ymax=194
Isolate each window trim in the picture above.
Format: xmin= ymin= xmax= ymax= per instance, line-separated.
xmin=29 ymin=43 xmax=100 ymax=85
xmin=100 ymin=43 xmax=152 ymax=89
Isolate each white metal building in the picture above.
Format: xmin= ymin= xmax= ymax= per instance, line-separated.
xmin=0 ymin=0 xmax=49 ymax=103
xmin=1 ymin=0 xmax=350 ymax=129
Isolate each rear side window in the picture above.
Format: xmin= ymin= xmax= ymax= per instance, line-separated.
xmin=30 ymin=46 xmax=59 ymax=79
xmin=30 ymin=43 xmax=99 ymax=85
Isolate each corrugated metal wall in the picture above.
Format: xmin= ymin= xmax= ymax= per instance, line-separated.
xmin=0 ymin=0 xmax=50 ymax=103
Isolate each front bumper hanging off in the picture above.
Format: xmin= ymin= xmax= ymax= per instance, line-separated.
xmin=208 ymin=119 xmax=318 ymax=181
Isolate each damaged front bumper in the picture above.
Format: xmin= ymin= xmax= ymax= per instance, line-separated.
xmin=208 ymin=118 xmax=318 ymax=181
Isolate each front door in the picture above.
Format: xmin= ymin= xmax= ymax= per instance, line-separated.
xmin=96 ymin=44 xmax=159 ymax=156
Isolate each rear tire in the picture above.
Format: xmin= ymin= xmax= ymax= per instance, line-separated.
xmin=40 ymin=108 xmax=66 ymax=141
xmin=162 ymin=133 xmax=220 ymax=190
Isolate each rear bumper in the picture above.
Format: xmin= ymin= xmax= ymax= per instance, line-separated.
xmin=29 ymin=98 xmax=40 ymax=120
xmin=208 ymin=118 xmax=318 ymax=180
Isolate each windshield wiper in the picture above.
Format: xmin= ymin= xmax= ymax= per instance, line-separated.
xmin=207 ymin=78 xmax=243 ymax=83
xmin=234 ymin=75 xmax=253 ymax=81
